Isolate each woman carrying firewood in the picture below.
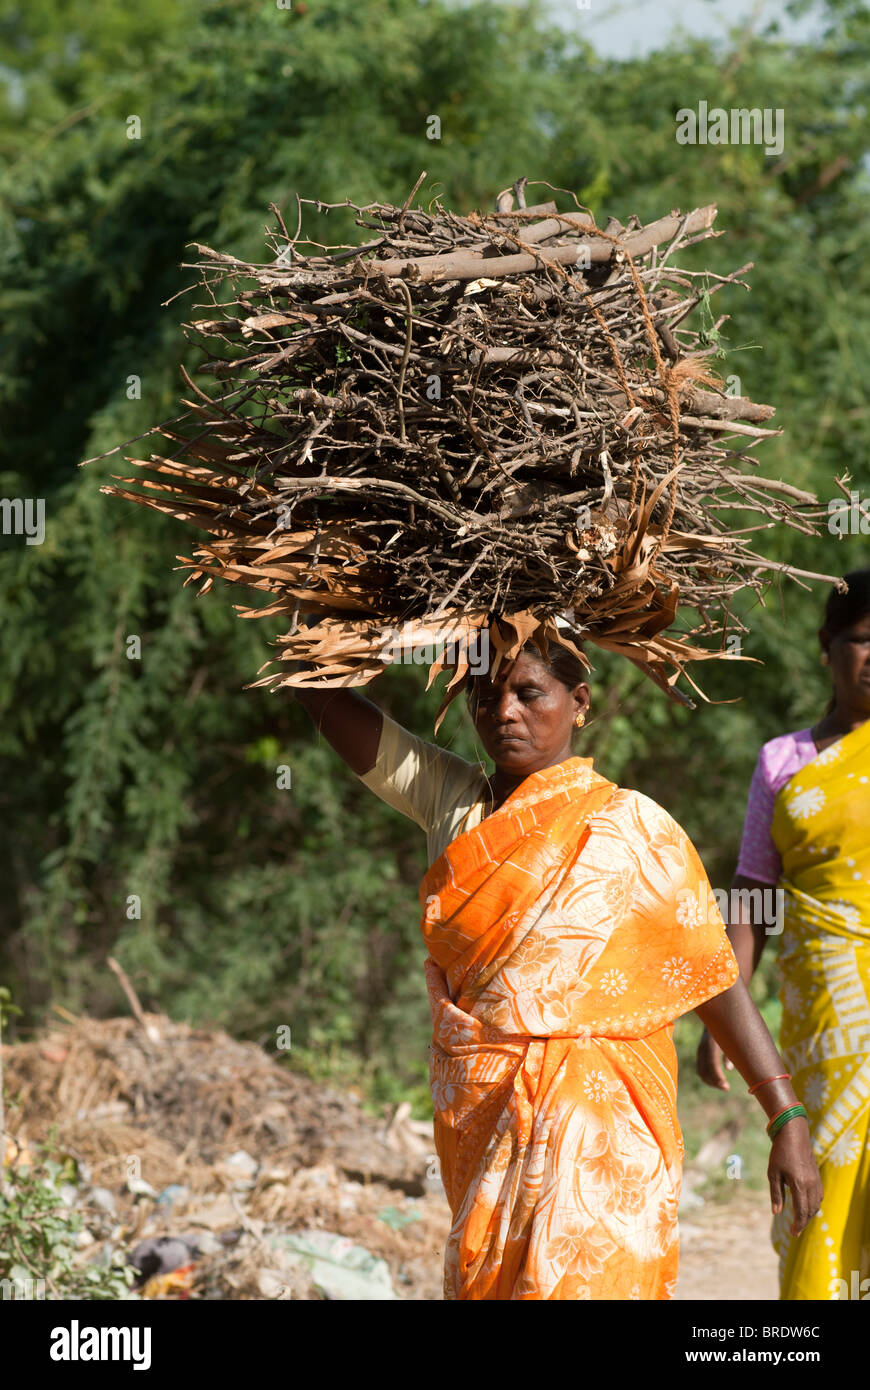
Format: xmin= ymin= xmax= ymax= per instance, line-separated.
xmin=698 ymin=569 xmax=870 ymax=1301
xmin=294 ymin=637 xmax=822 ymax=1301
xmin=96 ymin=181 xmax=836 ymax=1301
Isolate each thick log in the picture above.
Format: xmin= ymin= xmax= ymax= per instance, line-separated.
xmin=489 ymin=199 xmax=559 ymax=218
xmin=500 ymin=211 xmax=596 ymax=245
xmin=469 ymin=346 xmax=579 ymax=367
xmin=362 ymin=206 xmax=717 ymax=283
xmin=679 ymin=416 xmax=781 ymax=438
xmin=466 ymin=359 xmax=775 ymax=428
xmin=638 ymin=385 xmax=776 ymax=423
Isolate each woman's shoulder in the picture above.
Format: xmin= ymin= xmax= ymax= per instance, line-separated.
xmin=370 ymin=709 xmax=487 ymax=802
xmin=755 ymin=727 xmax=816 ymax=787
xmin=356 ymin=709 xmax=488 ymax=835
xmin=758 ymin=726 xmax=814 ymax=757
xmin=377 ymin=709 xmax=480 ymax=769
xmin=590 ymin=784 xmax=688 ymax=844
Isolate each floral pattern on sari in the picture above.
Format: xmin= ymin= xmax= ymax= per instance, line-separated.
xmin=419 ymin=757 xmax=738 ymax=1300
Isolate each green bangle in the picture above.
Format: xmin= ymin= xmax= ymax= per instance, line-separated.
xmin=766 ymin=1104 xmax=807 ymax=1139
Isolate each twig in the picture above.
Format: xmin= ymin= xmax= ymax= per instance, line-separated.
xmin=106 ymin=957 xmax=161 ymax=1044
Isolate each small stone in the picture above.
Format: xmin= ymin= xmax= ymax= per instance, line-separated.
xmin=257 ymin=1267 xmax=298 ymax=1299
xmin=89 ymin=1187 xmax=117 ymax=1216
xmin=188 ymin=1231 xmax=222 ymax=1256
xmin=126 ymin=1176 xmax=158 ymax=1199
xmin=222 ymin=1150 xmax=258 ymax=1181
xmin=155 ymin=1184 xmax=189 ymax=1209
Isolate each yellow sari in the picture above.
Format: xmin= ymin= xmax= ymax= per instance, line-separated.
xmin=770 ymin=716 xmax=870 ymax=1300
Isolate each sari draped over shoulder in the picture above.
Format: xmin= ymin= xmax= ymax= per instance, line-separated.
xmin=419 ymin=756 xmax=739 ymax=1300
xmin=770 ymin=718 xmax=870 ymax=1301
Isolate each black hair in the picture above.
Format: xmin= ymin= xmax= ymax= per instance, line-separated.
xmin=465 ymin=638 xmax=588 ymax=712
xmin=820 ymin=568 xmax=870 ymax=714
xmin=822 ymin=568 xmax=870 ymax=638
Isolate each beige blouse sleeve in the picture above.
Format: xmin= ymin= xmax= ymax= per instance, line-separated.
xmin=356 ymin=711 xmax=486 ymax=837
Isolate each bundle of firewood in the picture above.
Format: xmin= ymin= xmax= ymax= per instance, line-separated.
xmin=98 ymin=175 xmax=833 ymax=725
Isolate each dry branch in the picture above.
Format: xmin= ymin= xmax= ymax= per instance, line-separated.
xmin=91 ymin=178 xmax=839 ymax=723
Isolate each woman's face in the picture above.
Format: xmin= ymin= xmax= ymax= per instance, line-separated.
xmin=469 ymin=651 xmax=590 ymax=774
xmin=823 ymin=612 xmax=870 ymax=713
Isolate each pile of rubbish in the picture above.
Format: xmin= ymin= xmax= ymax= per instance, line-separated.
xmin=2 ymin=1012 xmax=450 ymax=1299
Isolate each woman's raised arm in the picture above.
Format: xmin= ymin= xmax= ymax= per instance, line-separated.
xmin=293 ymin=679 xmax=386 ymax=777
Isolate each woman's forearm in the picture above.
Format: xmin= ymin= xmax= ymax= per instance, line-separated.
xmin=694 ymin=978 xmax=798 ymax=1120
xmin=293 ymin=683 xmax=385 ymax=776
xmin=695 ymin=977 xmax=822 ymax=1234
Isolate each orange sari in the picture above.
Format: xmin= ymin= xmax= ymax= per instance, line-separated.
xmin=419 ymin=756 xmax=739 ymax=1300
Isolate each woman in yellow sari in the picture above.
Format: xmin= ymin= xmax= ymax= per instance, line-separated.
xmin=699 ymin=568 xmax=870 ymax=1300
xmin=298 ymin=635 xmax=821 ymax=1299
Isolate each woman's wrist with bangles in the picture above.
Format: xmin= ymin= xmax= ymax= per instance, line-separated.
xmin=746 ymin=1072 xmax=808 ymax=1137
xmin=766 ymin=1103 xmax=808 ymax=1139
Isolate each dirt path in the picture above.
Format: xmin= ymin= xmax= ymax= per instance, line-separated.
xmin=676 ymin=1189 xmax=779 ymax=1300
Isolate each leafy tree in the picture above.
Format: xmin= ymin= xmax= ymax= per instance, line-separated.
xmin=0 ymin=0 xmax=867 ymax=1102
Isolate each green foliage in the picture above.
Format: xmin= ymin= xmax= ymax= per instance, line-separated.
xmin=0 ymin=988 xmax=21 ymax=1032
xmin=0 ymin=0 xmax=868 ymax=1108
xmin=0 ymin=1151 xmax=137 ymax=1299
xmin=0 ymin=986 xmax=22 ymax=1148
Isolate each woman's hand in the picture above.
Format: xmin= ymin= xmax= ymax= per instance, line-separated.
xmin=696 ymin=1026 xmax=734 ymax=1090
xmin=768 ymin=1118 xmax=824 ymax=1236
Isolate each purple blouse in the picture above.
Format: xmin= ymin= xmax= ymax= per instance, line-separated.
xmin=735 ymin=729 xmax=819 ymax=885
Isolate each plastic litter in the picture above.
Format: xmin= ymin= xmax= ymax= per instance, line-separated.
xmin=265 ymin=1229 xmax=398 ymax=1301
xmin=377 ymin=1205 xmax=422 ymax=1231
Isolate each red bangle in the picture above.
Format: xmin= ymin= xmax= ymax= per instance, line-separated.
xmin=748 ymin=1073 xmax=791 ymax=1095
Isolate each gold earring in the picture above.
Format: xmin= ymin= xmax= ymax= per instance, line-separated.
xmin=574 ymin=712 xmax=586 ymax=728
xmin=820 ymin=651 xmax=830 ymax=666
